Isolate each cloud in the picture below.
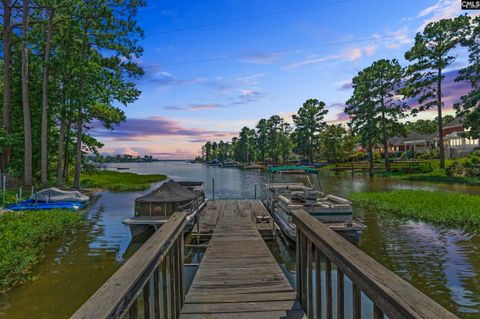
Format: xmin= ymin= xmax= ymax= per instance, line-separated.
xmin=164 ymin=104 xmax=223 ymax=111
xmin=343 ymin=47 xmax=362 ymax=61
xmin=239 ymin=52 xmax=279 ymax=64
xmin=140 ymin=64 xmax=206 ymax=86
xmin=284 ymin=55 xmax=333 ymax=69
xmin=364 ymin=44 xmax=378 ymax=56
xmin=284 ymin=46 xmax=364 ymax=69
xmin=91 ymin=116 xmax=237 ymax=143
xmin=163 ymin=89 xmax=266 ymax=112
xmin=338 ymin=80 xmax=352 ymax=91
xmin=416 ymin=0 xmax=479 ymax=30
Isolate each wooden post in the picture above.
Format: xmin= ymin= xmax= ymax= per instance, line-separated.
xmin=337 ymin=269 xmax=344 ymax=319
xmin=307 ymin=239 xmax=313 ymax=317
xmin=212 ymin=178 xmax=215 ymax=201
xmin=254 ymin=184 xmax=257 ymax=200
xmin=2 ymin=175 xmax=5 ymax=208
xmin=143 ymin=279 xmax=151 ymax=319
xmin=326 ymin=259 xmax=332 ymax=319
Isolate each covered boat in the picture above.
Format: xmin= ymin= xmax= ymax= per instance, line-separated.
xmin=264 ymin=166 xmax=365 ymax=244
xmin=28 ymin=187 xmax=89 ymax=203
xmin=123 ymin=180 xmax=206 ymax=236
xmin=8 ymin=201 xmax=84 ymax=211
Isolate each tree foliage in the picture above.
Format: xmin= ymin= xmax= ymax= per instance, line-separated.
xmin=402 ymin=15 xmax=468 ymax=168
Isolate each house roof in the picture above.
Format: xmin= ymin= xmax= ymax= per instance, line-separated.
xmin=443 ymin=117 xmax=464 ymax=129
xmin=403 ymin=131 xmax=432 ymax=142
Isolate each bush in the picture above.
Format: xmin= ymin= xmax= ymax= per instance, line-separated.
xmin=352 ymin=151 xmax=366 ymax=161
xmin=416 ymin=149 xmax=440 ymax=160
xmin=446 ymin=152 xmax=480 ymax=177
xmin=401 ymin=150 xmax=415 ymax=160
xmin=373 ymin=151 xmax=381 ymax=161
xmin=0 ymin=210 xmax=82 ymax=292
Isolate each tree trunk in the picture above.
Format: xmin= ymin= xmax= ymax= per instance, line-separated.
xmin=63 ymin=119 xmax=71 ymax=182
xmin=73 ymin=75 xmax=84 ymax=189
xmin=368 ymin=140 xmax=374 ymax=177
xmin=2 ymin=0 xmax=12 ymax=171
xmin=381 ymin=110 xmax=390 ymax=173
xmin=40 ymin=6 xmax=55 ymax=185
xmin=437 ymin=68 xmax=445 ymax=169
xmin=57 ymin=82 xmax=67 ymax=186
xmin=21 ymin=0 xmax=32 ymax=186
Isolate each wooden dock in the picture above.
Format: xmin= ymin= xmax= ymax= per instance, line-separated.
xmin=71 ymin=200 xmax=461 ymax=319
xmin=193 ymin=199 xmax=276 ymax=239
xmin=181 ymin=200 xmax=305 ymax=319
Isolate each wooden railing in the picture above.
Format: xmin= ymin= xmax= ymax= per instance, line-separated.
xmin=70 ymin=212 xmax=186 ymax=319
xmin=333 ymin=161 xmax=432 ymax=174
xmin=292 ymin=209 xmax=459 ymax=319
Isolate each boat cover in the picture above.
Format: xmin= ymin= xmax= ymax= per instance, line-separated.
xmin=30 ymin=187 xmax=90 ymax=203
xmin=8 ymin=201 xmax=84 ymax=211
xmin=268 ymin=165 xmax=317 ymax=174
xmin=136 ymin=180 xmax=197 ymax=203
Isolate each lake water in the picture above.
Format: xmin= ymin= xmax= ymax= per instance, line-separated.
xmin=0 ymin=161 xmax=479 ymax=318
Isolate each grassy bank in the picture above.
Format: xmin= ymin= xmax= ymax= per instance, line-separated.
xmin=398 ymin=169 xmax=480 ymax=186
xmin=80 ymin=171 xmax=167 ymax=191
xmin=0 ymin=210 xmax=82 ymax=293
xmin=351 ymin=190 xmax=480 ymax=230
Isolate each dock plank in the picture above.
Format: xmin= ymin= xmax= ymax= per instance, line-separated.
xmin=180 ymin=200 xmax=305 ymax=319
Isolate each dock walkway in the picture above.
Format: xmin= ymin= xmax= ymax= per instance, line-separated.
xmin=181 ymin=200 xmax=305 ymax=319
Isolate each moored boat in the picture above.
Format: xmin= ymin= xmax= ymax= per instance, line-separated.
xmin=221 ymin=159 xmax=239 ymax=168
xmin=28 ymin=187 xmax=90 ymax=203
xmin=8 ymin=201 xmax=84 ymax=211
xmin=205 ymin=159 xmax=222 ymax=166
xmin=264 ymin=166 xmax=365 ymax=244
xmin=123 ymin=180 xmax=206 ymax=237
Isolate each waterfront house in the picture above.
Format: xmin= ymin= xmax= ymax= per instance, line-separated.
xmin=440 ymin=117 xmax=479 ymax=158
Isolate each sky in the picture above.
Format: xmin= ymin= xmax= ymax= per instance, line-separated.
xmin=93 ymin=0 xmax=478 ymax=159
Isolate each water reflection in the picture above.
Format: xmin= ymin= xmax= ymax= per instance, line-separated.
xmin=0 ymin=162 xmax=478 ymax=318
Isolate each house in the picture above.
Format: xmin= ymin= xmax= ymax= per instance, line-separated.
xmin=403 ymin=131 xmax=436 ymax=153
xmin=441 ymin=117 xmax=479 ymax=159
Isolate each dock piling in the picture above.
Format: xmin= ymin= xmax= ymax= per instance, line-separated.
xmin=212 ymin=178 xmax=215 ymax=201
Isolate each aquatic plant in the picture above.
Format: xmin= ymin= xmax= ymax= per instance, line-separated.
xmin=399 ymin=169 xmax=480 ymax=186
xmin=351 ymin=190 xmax=480 ymax=230
xmin=80 ymin=171 xmax=167 ymax=191
xmin=0 ymin=210 xmax=82 ymax=293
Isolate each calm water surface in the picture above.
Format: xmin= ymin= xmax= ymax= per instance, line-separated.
xmin=0 ymin=161 xmax=479 ymax=318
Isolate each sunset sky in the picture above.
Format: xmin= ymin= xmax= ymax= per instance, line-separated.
xmin=93 ymin=0 xmax=477 ymax=159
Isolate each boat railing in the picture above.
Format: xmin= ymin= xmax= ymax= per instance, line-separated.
xmin=70 ymin=212 xmax=186 ymax=319
xmin=292 ymin=209 xmax=459 ymax=319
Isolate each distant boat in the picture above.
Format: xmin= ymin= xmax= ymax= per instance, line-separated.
xmin=243 ymin=163 xmax=265 ymax=170
xmin=221 ymin=159 xmax=239 ymax=168
xmin=205 ymin=159 xmax=222 ymax=166
xmin=116 ymin=167 xmax=130 ymax=170
xmin=123 ymin=180 xmax=206 ymax=237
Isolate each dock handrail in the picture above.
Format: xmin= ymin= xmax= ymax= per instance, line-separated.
xmin=292 ymin=209 xmax=459 ymax=319
xmin=70 ymin=212 xmax=186 ymax=319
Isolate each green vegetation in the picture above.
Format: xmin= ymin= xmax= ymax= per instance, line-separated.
xmin=351 ymin=190 xmax=480 ymax=230
xmin=79 ymin=171 xmax=167 ymax=192
xmin=0 ymin=210 xmax=82 ymax=293
xmin=1 ymin=1 xmax=145 ymax=187
xmin=399 ymin=170 xmax=480 ymax=186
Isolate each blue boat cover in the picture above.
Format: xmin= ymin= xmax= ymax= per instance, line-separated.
xmin=8 ymin=201 xmax=84 ymax=211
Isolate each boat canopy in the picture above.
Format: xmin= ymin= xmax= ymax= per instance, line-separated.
xmin=31 ymin=187 xmax=89 ymax=203
xmin=267 ymin=165 xmax=317 ymax=174
xmin=136 ymin=180 xmax=197 ymax=203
